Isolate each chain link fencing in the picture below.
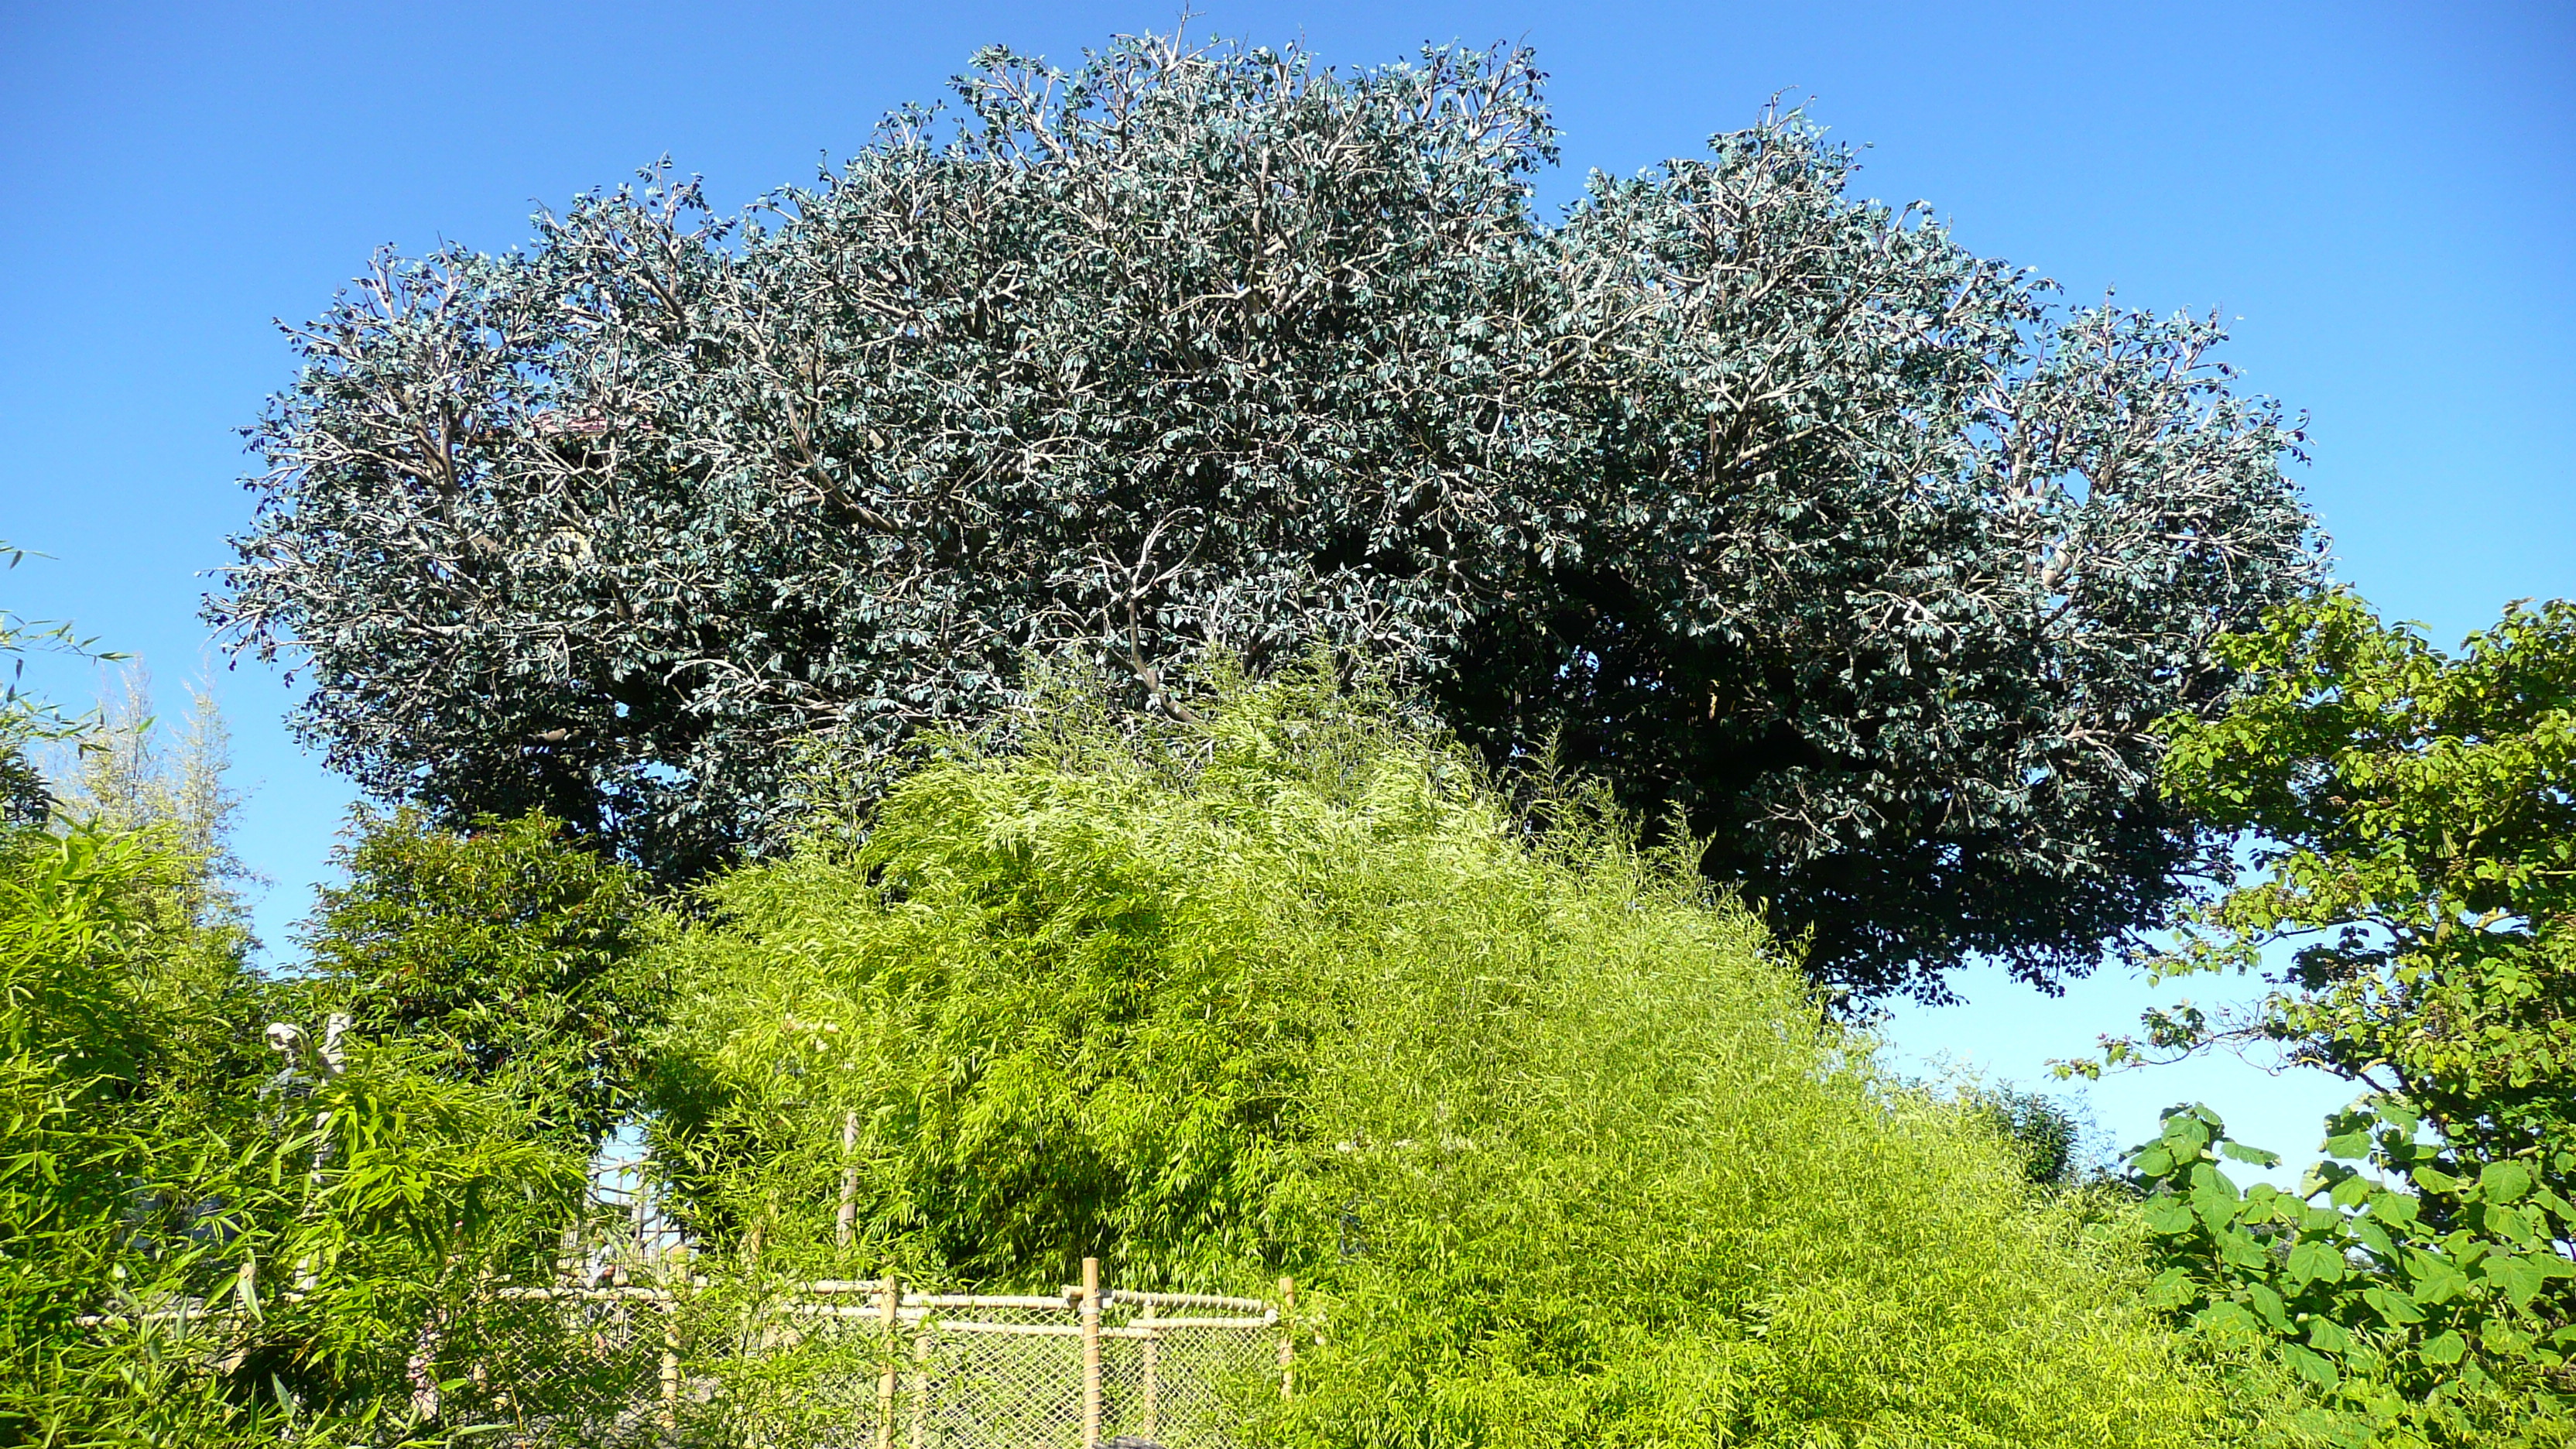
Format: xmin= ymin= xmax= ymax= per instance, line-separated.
xmin=437 ymin=1268 xmax=1286 ymax=1449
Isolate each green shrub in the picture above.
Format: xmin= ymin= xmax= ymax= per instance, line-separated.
xmin=651 ymin=672 xmax=2242 ymax=1446
xmin=304 ymin=807 xmax=662 ymax=1151
xmin=0 ymin=805 xmax=583 ymax=1445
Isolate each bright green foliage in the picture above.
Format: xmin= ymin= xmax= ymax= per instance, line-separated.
xmin=2076 ymin=592 xmax=2576 ymax=1444
xmin=0 ymin=810 xmax=584 ymax=1444
xmin=213 ymin=29 xmax=2321 ymax=999
xmin=303 ymin=807 xmax=661 ymax=1149
xmin=2125 ymin=1103 xmax=2576 ymax=1445
xmin=0 ymin=621 xmax=584 ymax=1445
xmin=652 ymin=673 xmax=2242 ymax=1445
xmin=2129 ymin=591 xmax=2576 ymax=1184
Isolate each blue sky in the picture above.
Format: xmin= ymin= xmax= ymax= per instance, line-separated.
xmin=3 ymin=0 xmax=2569 ymax=1175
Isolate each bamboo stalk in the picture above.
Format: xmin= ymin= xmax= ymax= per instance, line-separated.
xmin=836 ymin=1111 xmax=860 ymax=1252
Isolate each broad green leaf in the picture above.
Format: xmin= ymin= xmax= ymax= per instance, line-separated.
xmin=2146 ymin=1266 xmax=2194 ymax=1309
xmin=2478 ymin=1160 xmax=2533 ymax=1203
xmin=2221 ymin=1139 xmax=2280 ymax=1167
xmin=2287 ymin=1239 xmax=2347 ymax=1287
xmin=2410 ymin=1256 xmax=2469 ymax=1305
xmin=2282 ymin=1341 xmax=2341 ymax=1389
xmin=2362 ymin=1286 xmax=2425 ymax=1325
xmin=2194 ymin=1300 xmax=2268 ymax=1346
xmin=2484 ymin=1252 xmax=2545 ymax=1310
xmin=2218 ymin=1226 xmax=2273 ymax=1272
xmin=2249 ymin=1283 xmax=2290 ymax=1332
xmin=2419 ymin=1330 xmax=2468 ymax=1366
xmin=2143 ymin=1197 xmax=2197 ymax=1236
xmin=2413 ymin=1165 xmax=2462 ymax=1194
xmin=2482 ymin=1203 xmax=2534 ymax=1245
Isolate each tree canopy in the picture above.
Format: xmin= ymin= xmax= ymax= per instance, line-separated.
xmin=2110 ymin=591 xmax=2576 ymax=1188
xmin=211 ymin=30 xmax=2321 ymax=996
xmin=302 ymin=807 xmax=661 ymax=1150
xmin=2060 ymin=592 xmax=2576 ymax=1439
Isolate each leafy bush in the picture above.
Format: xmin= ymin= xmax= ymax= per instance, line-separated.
xmin=303 ymin=807 xmax=662 ymax=1150
xmin=0 ymin=638 xmax=586 ymax=1444
xmin=2069 ymin=591 xmax=2576 ymax=1444
xmin=649 ymin=671 xmax=2242 ymax=1445
xmin=2126 ymin=1102 xmax=2576 ymax=1446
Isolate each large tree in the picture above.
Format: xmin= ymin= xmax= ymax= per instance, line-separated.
xmin=211 ymin=32 xmax=2321 ymax=998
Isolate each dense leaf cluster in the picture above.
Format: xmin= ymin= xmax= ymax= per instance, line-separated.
xmin=2134 ymin=592 xmax=2576 ymax=1177
xmin=0 ymin=690 xmax=581 ymax=1446
xmin=646 ymin=673 xmax=2238 ymax=1446
xmin=303 ymin=808 xmax=660 ymax=1150
xmin=2128 ymin=1103 xmax=2574 ymax=1444
xmin=2064 ymin=591 xmax=2576 ymax=1443
xmin=212 ymin=30 xmax=2321 ymax=996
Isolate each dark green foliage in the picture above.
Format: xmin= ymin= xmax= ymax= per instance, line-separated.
xmin=0 ymin=748 xmax=47 ymax=827
xmin=212 ymin=29 xmax=2321 ymax=998
xmin=304 ymin=808 xmax=660 ymax=1149
xmin=1966 ymin=1084 xmax=2094 ymax=1189
xmin=649 ymin=674 xmax=2242 ymax=1445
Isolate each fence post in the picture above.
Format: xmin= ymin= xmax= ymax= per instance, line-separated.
xmin=1081 ymin=1256 xmax=1103 ymax=1449
xmin=659 ymin=1298 xmax=680 ymax=1434
xmin=1278 ymin=1276 xmax=1297 ymax=1400
xmin=875 ymin=1277 xmax=901 ymax=1449
xmin=908 ymin=1321 xmax=932 ymax=1449
xmin=659 ymin=1243 xmax=685 ymax=1434
xmin=1138 ymin=1295 xmax=1159 ymax=1440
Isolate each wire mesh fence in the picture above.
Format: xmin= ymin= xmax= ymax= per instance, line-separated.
xmin=437 ymin=1286 xmax=683 ymax=1447
xmin=439 ymin=1267 xmax=1286 ymax=1449
xmin=74 ymin=1139 xmax=1283 ymax=1447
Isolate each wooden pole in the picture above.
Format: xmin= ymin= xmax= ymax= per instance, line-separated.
xmin=659 ymin=1299 xmax=680 ymax=1434
xmin=908 ymin=1322 xmax=932 ymax=1449
xmin=1080 ymin=1257 xmax=1103 ymax=1449
xmin=1138 ymin=1296 xmax=1160 ymax=1440
xmin=836 ymin=1111 xmax=861 ymax=1252
xmin=1278 ymin=1276 xmax=1297 ymax=1399
xmin=659 ymin=1242 xmax=685 ymax=1434
xmin=875 ymin=1277 xmax=901 ymax=1449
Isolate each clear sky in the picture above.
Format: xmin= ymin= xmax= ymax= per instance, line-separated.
xmin=3 ymin=0 xmax=2569 ymax=1175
